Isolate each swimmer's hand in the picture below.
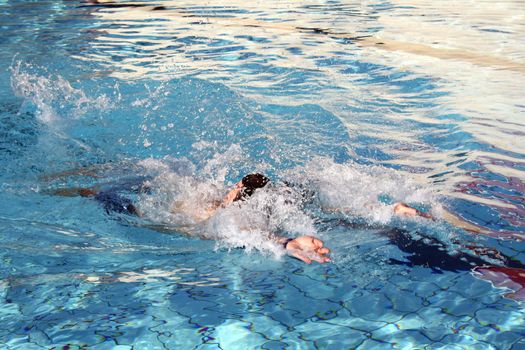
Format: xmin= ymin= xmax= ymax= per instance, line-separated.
xmin=285 ymin=236 xmax=331 ymax=264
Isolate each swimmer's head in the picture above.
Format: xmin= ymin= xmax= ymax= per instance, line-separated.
xmin=234 ymin=173 xmax=270 ymax=202
xmin=221 ymin=173 xmax=270 ymax=206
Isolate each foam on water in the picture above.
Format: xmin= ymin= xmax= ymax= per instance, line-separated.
xmin=286 ymin=157 xmax=441 ymax=225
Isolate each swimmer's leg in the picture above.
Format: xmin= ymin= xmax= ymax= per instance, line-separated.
xmin=41 ymin=166 xmax=102 ymax=181
xmin=44 ymin=186 xmax=141 ymax=216
xmin=43 ymin=187 xmax=98 ymax=197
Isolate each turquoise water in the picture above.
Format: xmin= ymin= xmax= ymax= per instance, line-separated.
xmin=1 ymin=1 xmax=525 ymax=349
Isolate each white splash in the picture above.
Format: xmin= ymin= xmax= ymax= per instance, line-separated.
xmin=135 ymin=155 xmax=440 ymax=259
xmin=205 ymin=184 xmax=316 ymax=257
xmin=10 ymin=61 xmax=113 ymax=123
xmin=136 ymin=151 xmax=315 ymax=258
xmin=285 ymin=157 xmax=440 ymax=225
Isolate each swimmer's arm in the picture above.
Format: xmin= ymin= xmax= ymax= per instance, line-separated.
xmin=393 ymin=202 xmax=434 ymax=219
xmin=179 ymin=182 xmax=241 ymax=220
xmin=439 ymin=209 xmax=484 ymax=234
xmin=393 ymin=203 xmax=484 ymax=234
xmin=321 ymin=202 xmax=434 ymax=220
xmin=221 ymin=181 xmax=243 ymax=207
xmin=198 ymin=201 xmax=222 ymax=221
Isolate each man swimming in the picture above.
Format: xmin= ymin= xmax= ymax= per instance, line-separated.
xmin=46 ymin=171 xmax=331 ymax=264
xmin=43 ymin=167 xmax=510 ymax=270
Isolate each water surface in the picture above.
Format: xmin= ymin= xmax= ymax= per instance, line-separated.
xmin=1 ymin=0 xmax=524 ymax=349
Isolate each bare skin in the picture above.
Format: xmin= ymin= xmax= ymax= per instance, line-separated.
xmin=221 ymin=181 xmax=244 ymax=207
xmin=280 ymin=236 xmax=331 ymax=264
xmin=393 ymin=202 xmax=485 ymax=234
xmin=393 ymin=202 xmax=434 ymax=220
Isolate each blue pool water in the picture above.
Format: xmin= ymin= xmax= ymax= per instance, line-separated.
xmin=1 ymin=1 xmax=525 ymax=349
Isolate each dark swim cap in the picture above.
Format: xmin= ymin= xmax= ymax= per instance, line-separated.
xmin=234 ymin=173 xmax=270 ymax=201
